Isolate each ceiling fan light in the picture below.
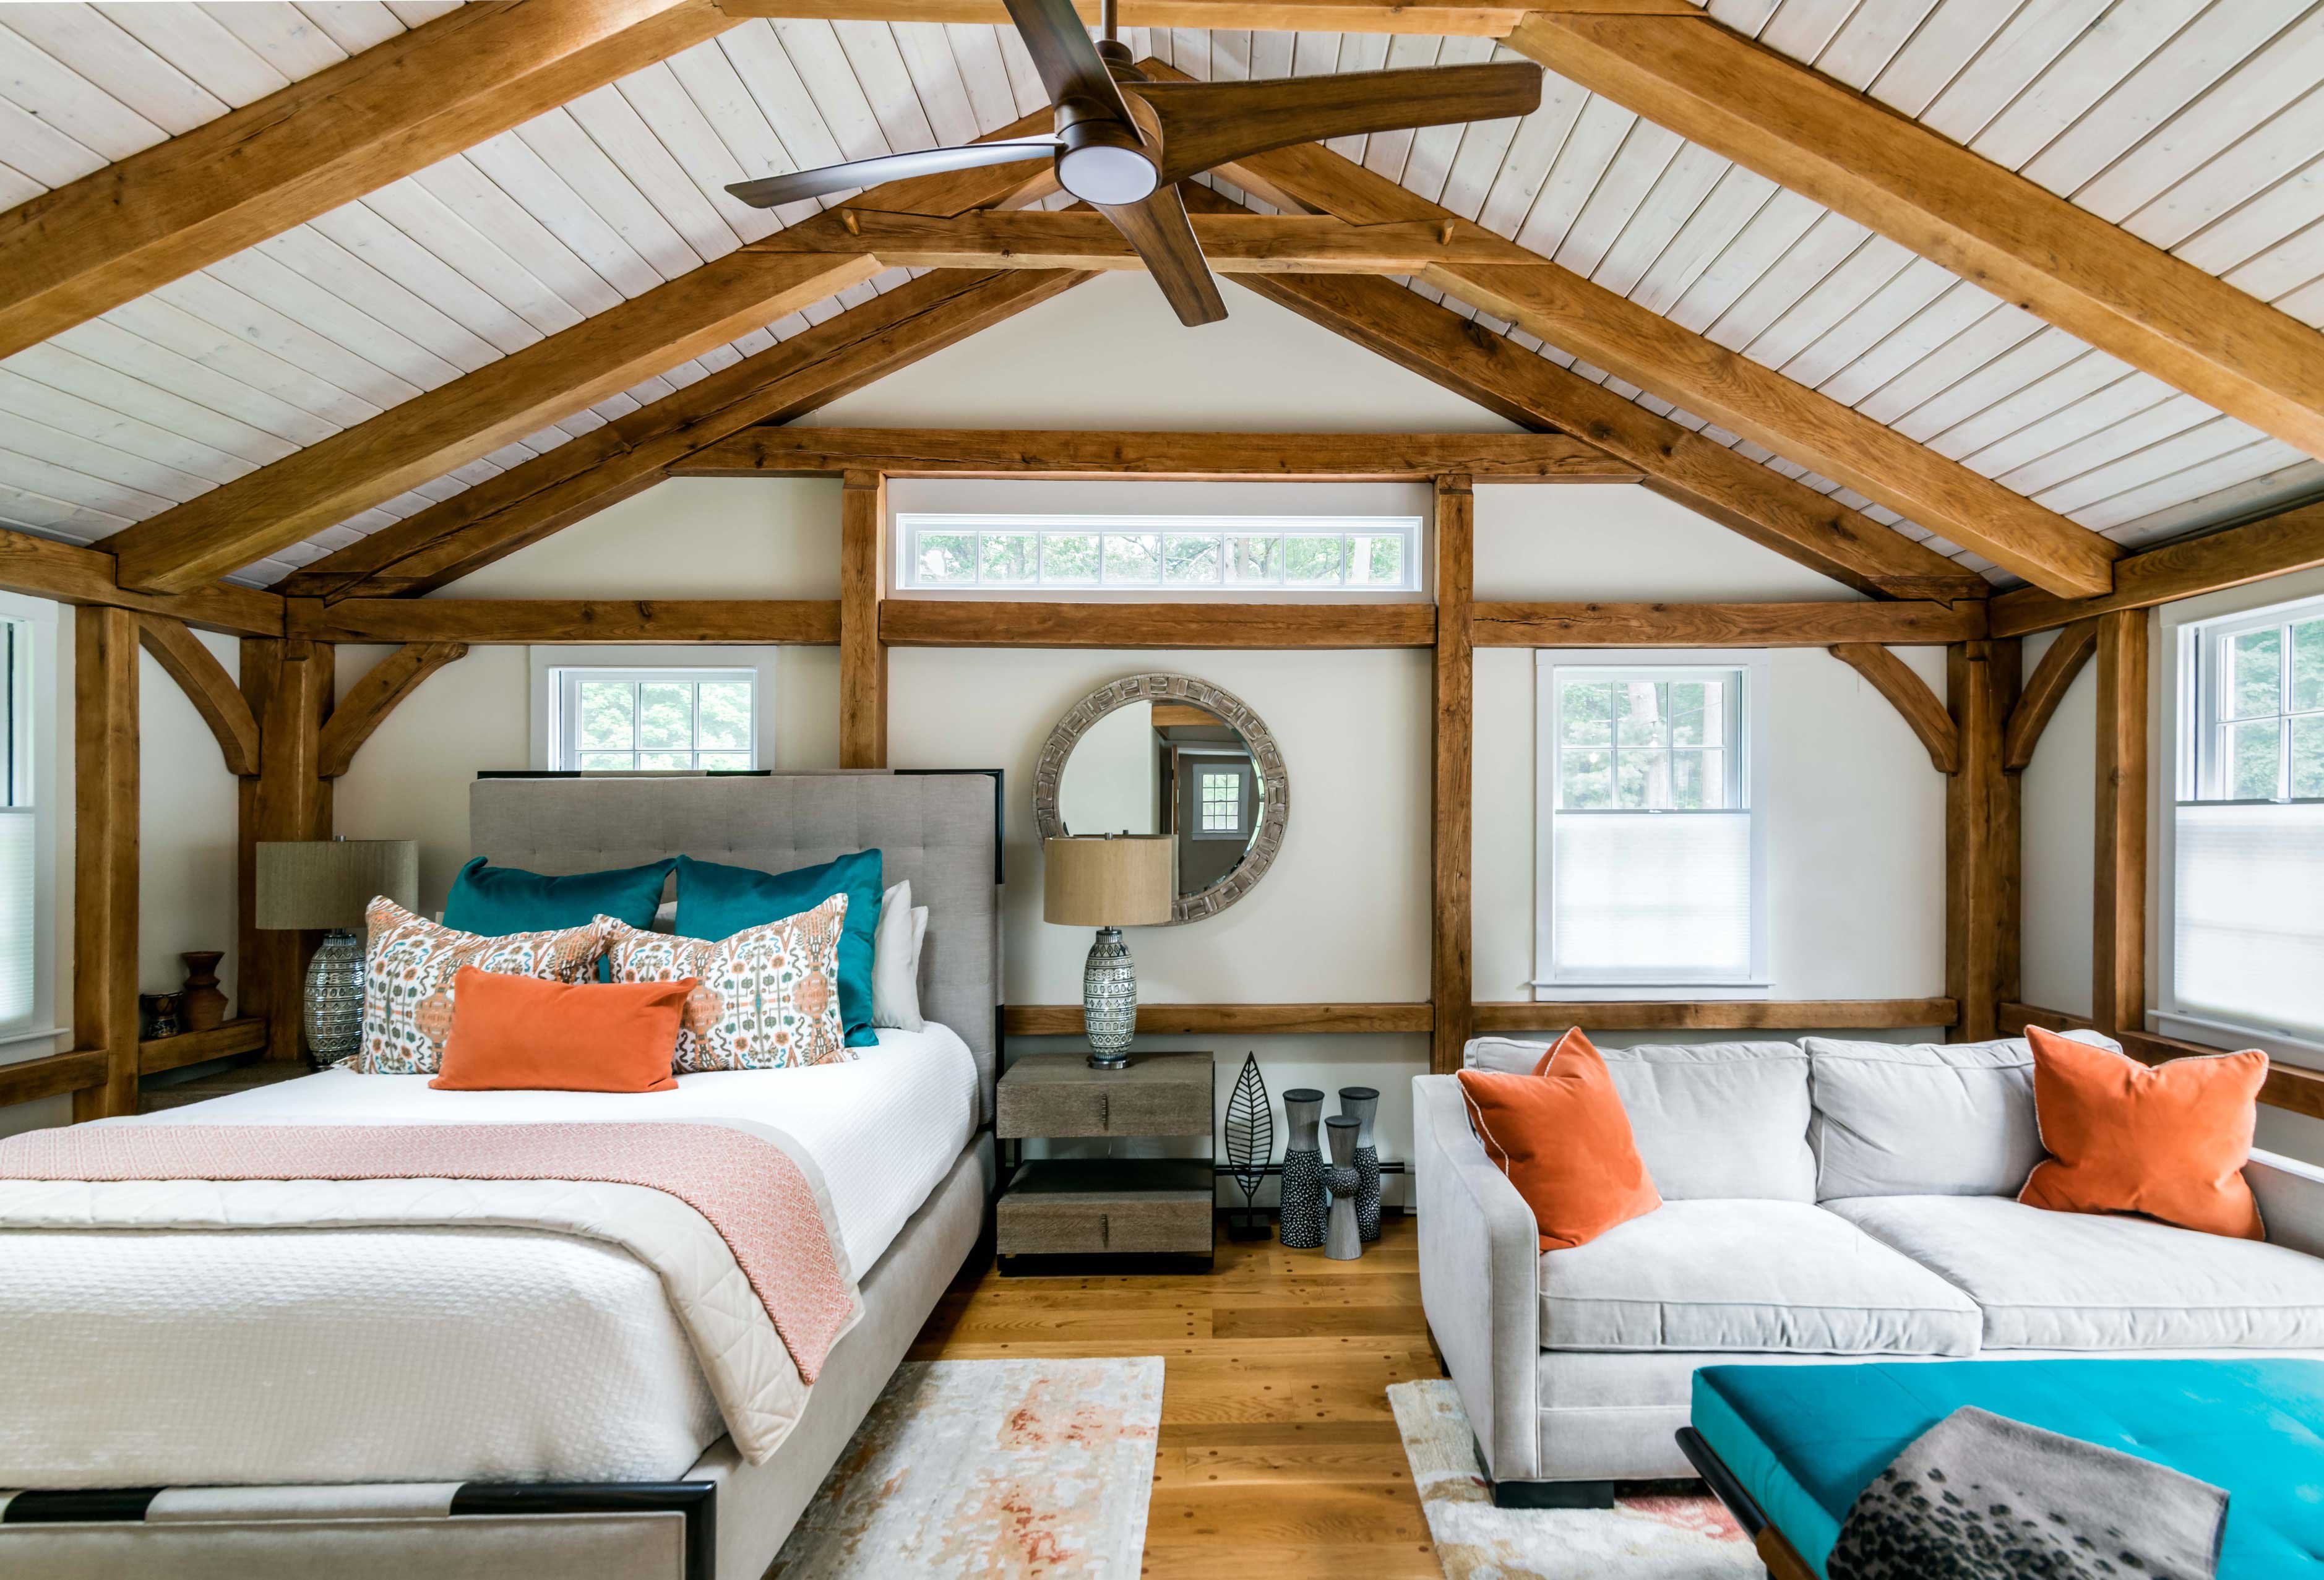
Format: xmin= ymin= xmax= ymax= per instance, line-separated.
xmin=1057 ymin=140 xmax=1160 ymax=205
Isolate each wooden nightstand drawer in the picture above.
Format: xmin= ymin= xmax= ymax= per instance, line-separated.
xmin=995 ymin=1161 xmax=1215 ymax=1256
xmin=996 ymin=1052 xmax=1213 ymax=1139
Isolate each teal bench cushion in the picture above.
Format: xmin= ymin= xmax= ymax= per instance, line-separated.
xmin=1692 ymin=1357 xmax=2324 ymax=1579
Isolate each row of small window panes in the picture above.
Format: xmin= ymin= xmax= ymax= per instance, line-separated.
xmin=575 ymin=679 xmax=752 ymax=772
xmin=1200 ymin=770 xmax=1241 ymax=830
xmin=911 ymin=529 xmax=1411 ymax=588
xmin=1559 ymin=679 xmax=1730 ymax=810
xmin=2222 ymin=617 xmax=2324 ymax=800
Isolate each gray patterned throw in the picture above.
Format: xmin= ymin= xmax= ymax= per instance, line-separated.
xmin=1828 ymin=1406 xmax=2227 ymax=1580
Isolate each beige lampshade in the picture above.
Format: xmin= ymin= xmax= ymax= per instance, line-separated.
xmin=1044 ymin=836 xmax=1174 ymax=927
xmin=256 ymin=839 xmax=420 ymax=932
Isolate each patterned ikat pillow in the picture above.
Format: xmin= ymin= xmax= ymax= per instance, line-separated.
xmin=357 ymin=897 xmax=611 ymax=1075
xmin=602 ymin=893 xmax=852 ymax=1073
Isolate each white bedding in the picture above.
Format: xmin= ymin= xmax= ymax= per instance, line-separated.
xmin=0 ymin=1026 xmax=978 ymax=1490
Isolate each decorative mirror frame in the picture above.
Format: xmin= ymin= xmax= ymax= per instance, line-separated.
xmin=1033 ymin=674 xmax=1289 ymax=924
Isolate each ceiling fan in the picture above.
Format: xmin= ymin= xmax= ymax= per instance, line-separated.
xmin=724 ymin=0 xmax=1541 ymax=326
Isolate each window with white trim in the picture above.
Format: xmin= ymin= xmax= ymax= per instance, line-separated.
xmin=2165 ymin=591 xmax=2324 ymax=1047
xmin=1534 ymin=651 xmax=1769 ymax=997
xmin=896 ymin=514 xmax=1422 ymax=592
xmin=1194 ymin=761 xmax=1252 ymax=841
xmin=548 ymin=668 xmax=760 ymax=772
xmin=0 ymin=593 xmax=56 ymax=1047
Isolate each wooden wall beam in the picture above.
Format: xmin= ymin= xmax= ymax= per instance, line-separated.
xmin=0 ymin=0 xmax=737 ymax=361
xmin=135 ymin=616 xmax=260 ymax=776
xmin=0 ymin=1049 xmax=110 ymax=1110
xmin=71 ymin=606 xmax=139 ymax=1120
xmin=840 ymin=471 xmax=888 ymax=769
xmin=1828 ymin=644 xmax=1958 ymax=774
xmin=1509 ymin=10 xmax=2324 ymax=469
xmin=249 ymin=640 xmax=334 ymax=1063
xmin=1434 ymin=476 xmax=1475 ymax=1074
xmin=880 ymin=601 xmax=1435 ymax=649
xmin=0 ymin=527 xmax=282 ymax=638
xmin=317 ymin=643 xmax=470 ymax=779
xmin=2003 ymin=621 xmax=2100 ymax=773
xmin=1004 ymin=1003 xmax=1435 ymax=1036
xmin=1474 ymin=599 xmax=1981 ymax=647
xmin=1474 ymin=998 xmax=1959 ymax=1033
xmin=236 ymin=641 xmax=279 ymax=1040
xmin=288 ymin=599 xmax=840 ymax=645
xmin=676 ymin=426 xmax=1640 ymax=481
xmin=2094 ymin=609 xmax=2149 ymax=1038
xmin=1990 ymin=498 xmax=2324 ymax=638
xmin=1944 ymin=638 xmax=2019 ymax=1042
xmin=2003 ymin=1003 xmax=2324 ymax=1123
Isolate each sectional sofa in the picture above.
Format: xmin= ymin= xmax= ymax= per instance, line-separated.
xmin=1411 ymin=1032 xmax=2324 ymax=1506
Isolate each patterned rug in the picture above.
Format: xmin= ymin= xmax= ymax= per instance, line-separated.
xmin=1392 ymin=1379 xmax=1763 ymax=1579
xmin=768 ymin=1357 xmax=1163 ymax=1578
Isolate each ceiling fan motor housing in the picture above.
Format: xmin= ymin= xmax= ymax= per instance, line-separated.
xmin=1052 ymin=99 xmax=1160 ymax=206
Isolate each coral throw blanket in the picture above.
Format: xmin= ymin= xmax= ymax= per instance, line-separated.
xmin=0 ymin=1122 xmax=856 ymax=1382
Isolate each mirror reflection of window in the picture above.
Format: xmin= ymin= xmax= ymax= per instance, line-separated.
xmin=1057 ymin=698 xmax=1268 ymax=899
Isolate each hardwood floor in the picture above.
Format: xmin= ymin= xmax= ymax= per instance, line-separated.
xmin=910 ymin=1214 xmax=1446 ymax=1576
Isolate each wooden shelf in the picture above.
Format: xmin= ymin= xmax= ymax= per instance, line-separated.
xmin=138 ymin=1017 xmax=268 ymax=1076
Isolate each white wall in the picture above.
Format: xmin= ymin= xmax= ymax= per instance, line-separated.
xmin=139 ymin=633 xmax=241 ymax=1005
xmin=2020 ymin=628 xmax=2098 ymax=1016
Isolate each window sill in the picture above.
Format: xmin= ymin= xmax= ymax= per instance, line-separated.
xmin=2153 ymin=1010 xmax=2324 ymax=1070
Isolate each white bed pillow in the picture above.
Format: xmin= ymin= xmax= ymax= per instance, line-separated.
xmin=872 ymin=880 xmax=927 ymax=1031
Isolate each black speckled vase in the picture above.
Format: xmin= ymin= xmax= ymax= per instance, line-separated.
xmin=1340 ymin=1086 xmax=1382 ymax=1243
xmin=1276 ymin=1088 xmax=1327 ymax=1250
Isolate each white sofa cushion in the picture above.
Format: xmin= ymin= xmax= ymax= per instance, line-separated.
xmin=1805 ymin=1031 xmax=2122 ymax=1199
xmin=1468 ymin=1036 xmax=1814 ymax=1201
xmin=1537 ymin=1199 xmax=1981 ymax=1356
xmin=1828 ymin=1194 xmax=2324 ymax=1350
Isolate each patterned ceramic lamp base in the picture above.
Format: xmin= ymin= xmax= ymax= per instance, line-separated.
xmin=1083 ymin=926 xmax=1136 ymax=1069
xmin=303 ymin=928 xmax=365 ymax=1068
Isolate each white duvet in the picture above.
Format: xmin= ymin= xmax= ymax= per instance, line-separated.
xmin=0 ymin=1025 xmax=978 ymax=1490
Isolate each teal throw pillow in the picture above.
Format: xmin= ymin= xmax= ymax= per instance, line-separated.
xmin=676 ymin=850 xmax=882 ymax=1047
xmin=444 ymin=856 xmax=674 ymax=935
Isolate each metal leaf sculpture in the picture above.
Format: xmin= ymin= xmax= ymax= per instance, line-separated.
xmin=1223 ymin=1053 xmax=1272 ymax=1233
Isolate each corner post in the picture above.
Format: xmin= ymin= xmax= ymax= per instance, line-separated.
xmin=247 ymin=638 xmax=334 ymax=1063
xmin=840 ymin=470 xmax=888 ymax=768
xmin=1945 ymin=638 xmax=2018 ymax=1042
xmin=1433 ymin=475 xmax=1474 ymax=1073
xmin=72 ymin=606 xmax=139 ymax=1120
xmin=2093 ymin=609 xmax=2148 ymax=1036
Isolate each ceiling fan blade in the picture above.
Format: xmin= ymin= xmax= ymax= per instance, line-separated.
xmin=1003 ymin=0 xmax=1135 ymax=122
xmin=1134 ymin=61 xmax=1543 ymax=183
xmin=1098 ymin=184 xmax=1227 ymax=327
xmin=726 ymin=139 xmax=1061 ymax=209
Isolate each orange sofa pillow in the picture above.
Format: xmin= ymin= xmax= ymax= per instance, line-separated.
xmin=429 ymin=967 xmax=695 ymax=1094
xmin=1457 ymin=1028 xmax=1661 ymax=1252
xmin=2018 ymin=1024 xmax=2268 ymax=1240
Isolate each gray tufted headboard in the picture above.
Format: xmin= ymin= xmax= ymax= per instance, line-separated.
xmin=468 ymin=771 xmax=1002 ymax=1116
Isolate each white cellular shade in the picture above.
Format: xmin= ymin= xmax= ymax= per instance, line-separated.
xmin=1552 ymin=810 xmax=1754 ymax=984
xmin=0 ymin=808 xmax=32 ymax=1028
xmin=2174 ymin=802 xmax=2324 ymax=1041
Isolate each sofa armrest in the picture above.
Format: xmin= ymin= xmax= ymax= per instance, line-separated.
xmin=1412 ymin=1073 xmax=1541 ymax=1483
xmin=2248 ymin=1148 xmax=2324 ymax=1259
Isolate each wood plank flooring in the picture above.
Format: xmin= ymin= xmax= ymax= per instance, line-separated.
xmin=909 ymin=1214 xmax=1446 ymax=1577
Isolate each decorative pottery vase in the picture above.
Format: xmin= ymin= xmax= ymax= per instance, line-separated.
xmin=138 ymin=992 xmax=182 ymax=1041
xmin=1323 ymin=1116 xmax=1362 ymax=1261
xmin=1277 ymin=1088 xmax=1327 ymax=1250
xmin=1340 ymin=1086 xmax=1382 ymax=1243
xmin=179 ymin=951 xmax=227 ymax=1032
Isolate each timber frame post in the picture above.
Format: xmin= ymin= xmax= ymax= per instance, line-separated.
xmin=2093 ymin=611 xmax=2149 ymax=1038
xmin=840 ymin=471 xmax=889 ymax=769
xmin=1432 ymin=476 xmax=1474 ymax=1073
xmin=243 ymin=640 xmax=334 ymax=1063
xmin=72 ymin=606 xmax=140 ymax=1121
xmin=1945 ymin=638 xmax=2020 ymax=1044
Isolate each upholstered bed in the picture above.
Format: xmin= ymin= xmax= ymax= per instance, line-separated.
xmin=0 ymin=771 xmax=1003 ymax=1580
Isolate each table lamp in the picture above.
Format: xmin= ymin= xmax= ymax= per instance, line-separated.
xmin=257 ymin=837 xmax=419 ymax=1067
xmin=1043 ymin=835 xmax=1174 ymax=1068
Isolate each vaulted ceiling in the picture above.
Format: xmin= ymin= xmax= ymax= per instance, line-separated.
xmin=4 ymin=0 xmax=2323 ymax=591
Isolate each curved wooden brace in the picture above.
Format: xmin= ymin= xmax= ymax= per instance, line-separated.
xmin=2002 ymin=619 xmax=2099 ymax=773
xmin=1828 ymin=643 xmax=1960 ymax=774
xmin=319 ymin=643 xmax=468 ymax=779
xmin=135 ymin=614 xmax=259 ymax=775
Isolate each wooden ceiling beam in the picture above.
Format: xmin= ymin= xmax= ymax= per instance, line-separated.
xmin=318 ymin=643 xmax=471 ymax=778
xmin=288 ymin=599 xmax=839 ymax=646
xmin=1509 ymin=10 xmax=2324 ymax=468
xmin=1474 ymin=599 xmax=1981 ymax=648
xmin=675 ymin=427 xmax=1638 ymax=480
xmin=134 ymin=615 xmax=260 ymax=776
xmin=1828 ymin=642 xmax=1960 ymax=774
xmin=1989 ymin=498 xmax=2324 ymax=638
xmin=0 ymin=527 xmax=282 ymax=638
xmin=707 ymin=1 xmax=1697 ymax=33
xmin=1159 ymin=72 xmax=2115 ymax=598
xmin=0 ymin=0 xmax=738 ymax=361
xmin=2003 ymin=620 xmax=2099 ymax=773
xmin=785 ymin=208 xmax=1539 ymax=273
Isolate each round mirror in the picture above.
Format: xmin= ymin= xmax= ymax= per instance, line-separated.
xmin=1033 ymin=675 xmax=1288 ymax=923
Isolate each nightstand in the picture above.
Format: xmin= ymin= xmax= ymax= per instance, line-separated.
xmin=994 ymin=1051 xmax=1214 ymax=1274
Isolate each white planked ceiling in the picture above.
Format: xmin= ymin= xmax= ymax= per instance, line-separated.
xmin=2 ymin=1 xmax=2323 ymax=588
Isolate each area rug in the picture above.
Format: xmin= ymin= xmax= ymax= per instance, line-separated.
xmin=1391 ymin=1379 xmax=1762 ymax=1579
xmin=767 ymin=1357 xmax=1163 ymax=1578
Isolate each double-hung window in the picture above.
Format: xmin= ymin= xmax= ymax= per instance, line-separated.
xmin=0 ymin=594 xmax=55 ymax=1045
xmin=2164 ymin=592 xmax=2324 ymax=1050
xmin=535 ymin=651 xmax=772 ymax=773
xmin=1534 ymin=651 xmax=1768 ymax=998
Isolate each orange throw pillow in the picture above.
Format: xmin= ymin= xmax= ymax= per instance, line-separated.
xmin=1458 ymin=1028 xmax=1661 ymax=1251
xmin=429 ymin=967 xmax=695 ymax=1094
xmin=2018 ymin=1024 xmax=2268 ymax=1240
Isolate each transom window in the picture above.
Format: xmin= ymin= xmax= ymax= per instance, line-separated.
xmin=897 ymin=514 xmax=1421 ymax=592
xmin=550 ymin=668 xmax=757 ymax=772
